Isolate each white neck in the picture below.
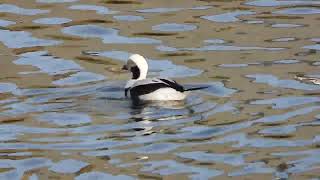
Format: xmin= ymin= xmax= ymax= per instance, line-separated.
xmin=125 ymin=79 xmax=137 ymax=89
xmin=137 ymin=68 xmax=147 ymax=80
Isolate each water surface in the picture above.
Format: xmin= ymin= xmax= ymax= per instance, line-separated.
xmin=0 ymin=0 xmax=319 ymax=179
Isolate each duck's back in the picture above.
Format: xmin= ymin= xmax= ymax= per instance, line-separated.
xmin=128 ymin=78 xmax=186 ymax=101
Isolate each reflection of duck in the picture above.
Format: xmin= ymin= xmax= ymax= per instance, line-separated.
xmin=122 ymin=54 xmax=207 ymax=101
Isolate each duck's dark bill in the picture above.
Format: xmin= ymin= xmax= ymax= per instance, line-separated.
xmin=122 ymin=65 xmax=128 ymax=70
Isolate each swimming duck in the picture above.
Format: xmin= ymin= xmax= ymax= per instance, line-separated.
xmin=122 ymin=54 xmax=206 ymax=101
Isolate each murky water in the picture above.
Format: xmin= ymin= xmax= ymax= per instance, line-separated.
xmin=0 ymin=0 xmax=319 ymax=179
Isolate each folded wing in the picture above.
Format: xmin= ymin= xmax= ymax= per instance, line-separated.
xmin=129 ymin=78 xmax=185 ymax=97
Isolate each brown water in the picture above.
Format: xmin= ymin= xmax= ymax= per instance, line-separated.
xmin=0 ymin=0 xmax=320 ymax=179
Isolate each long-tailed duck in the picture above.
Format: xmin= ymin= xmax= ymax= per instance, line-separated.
xmin=122 ymin=54 xmax=207 ymax=101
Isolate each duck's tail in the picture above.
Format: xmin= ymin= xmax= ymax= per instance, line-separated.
xmin=184 ymin=86 xmax=209 ymax=91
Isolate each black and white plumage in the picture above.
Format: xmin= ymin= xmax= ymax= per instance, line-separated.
xmin=122 ymin=54 xmax=206 ymax=101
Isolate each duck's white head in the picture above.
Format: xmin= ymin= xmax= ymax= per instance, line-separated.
xmin=122 ymin=54 xmax=148 ymax=80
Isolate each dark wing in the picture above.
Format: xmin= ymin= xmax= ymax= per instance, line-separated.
xmin=129 ymin=78 xmax=184 ymax=97
xmin=159 ymin=78 xmax=184 ymax=92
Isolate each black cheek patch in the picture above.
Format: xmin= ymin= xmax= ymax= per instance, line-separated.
xmin=131 ymin=66 xmax=140 ymax=79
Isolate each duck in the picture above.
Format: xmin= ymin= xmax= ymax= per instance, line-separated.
xmin=122 ymin=54 xmax=207 ymax=101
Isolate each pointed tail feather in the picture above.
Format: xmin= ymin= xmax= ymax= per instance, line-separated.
xmin=184 ymin=86 xmax=209 ymax=91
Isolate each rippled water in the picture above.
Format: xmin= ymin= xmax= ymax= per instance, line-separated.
xmin=0 ymin=0 xmax=320 ymax=179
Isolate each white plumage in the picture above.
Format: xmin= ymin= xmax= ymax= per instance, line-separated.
xmin=139 ymin=88 xmax=187 ymax=101
xmin=122 ymin=54 xmax=204 ymax=101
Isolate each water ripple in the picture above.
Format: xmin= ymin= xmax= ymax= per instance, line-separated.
xmin=69 ymin=4 xmax=116 ymax=15
xmin=0 ymin=4 xmax=49 ymax=15
xmin=246 ymin=0 xmax=320 ymax=7
xmin=152 ymin=23 xmax=197 ymax=32
xmin=247 ymin=74 xmax=320 ymax=91
xmin=62 ymin=24 xmax=161 ymax=44
xmin=201 ymin=11 xmax=256 ymax=23
xmin=0 ymin=30 xmax=61 ymax=49
xmin=33 ymin=17 xmax=72 ymax=25
xmin=85 ymin=50 xmax=202 ymax=78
